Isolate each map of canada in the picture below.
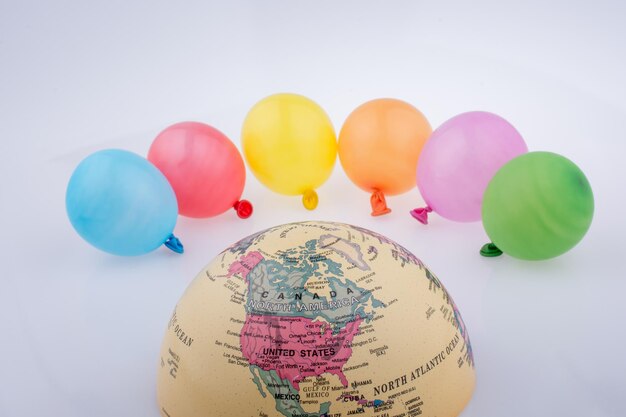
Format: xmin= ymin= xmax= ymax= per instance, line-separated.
xmin=157 ymin=222 xmax=476 ymax=417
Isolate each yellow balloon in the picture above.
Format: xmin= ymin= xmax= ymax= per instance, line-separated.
xmin=241 ymin=93 xmax=337 ymax=210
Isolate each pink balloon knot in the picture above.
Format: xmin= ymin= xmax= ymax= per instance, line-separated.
xmin=233 ymin=200 xmax=253 ymax=219
xmin=410 ymin=205 xmax=432 ymax=224
xmin=370 ymin=190 xmax=391 ymax=216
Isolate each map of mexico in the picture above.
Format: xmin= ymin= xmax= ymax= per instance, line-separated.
xmin=157 ymin=222 xmax=475 ymax=417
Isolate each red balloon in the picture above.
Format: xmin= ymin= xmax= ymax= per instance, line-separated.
xmin=148 ymin=122 xmax=252 ymax=219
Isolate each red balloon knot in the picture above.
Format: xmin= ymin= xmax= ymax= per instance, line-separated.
xmin=234 ymin=200 xmax=253 ymax=219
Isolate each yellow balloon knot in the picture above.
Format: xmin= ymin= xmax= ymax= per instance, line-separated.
xmin=302 ymin=189 xmax=319 ymax=210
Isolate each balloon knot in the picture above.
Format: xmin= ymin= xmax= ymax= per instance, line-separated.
xmin=233 ymin=200 xmax=253 ymax=219
xmin=370 ymin=190 xmax=391 ymax=216
xmin=480 ymin=242 xmax=503 ymax=257
xmin=302 ymin=189 xmax=319 ymax=210
xmin=410 ymin=205 xmax=432 ymax=224
xmin=164 ymin=234 xmax=184 ymax=254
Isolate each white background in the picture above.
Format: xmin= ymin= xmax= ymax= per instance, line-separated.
xmin=1 ymin=1 xmax=625 ymax=416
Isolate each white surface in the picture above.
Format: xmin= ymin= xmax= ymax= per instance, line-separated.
xmin=1 ymin=1 xmax=626 ymax=416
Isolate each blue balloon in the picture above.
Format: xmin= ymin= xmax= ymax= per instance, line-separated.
xmin=66 ymin=149 xmax=183 ymax=256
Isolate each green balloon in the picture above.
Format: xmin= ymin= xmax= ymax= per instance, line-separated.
xmin=482 ymin=151 xmax=594 ymax=260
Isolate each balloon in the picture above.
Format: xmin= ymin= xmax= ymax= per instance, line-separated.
xmin=481 ymin=151 xmax=594 ymax=260
xmin=241 ymin=93 xmax=336 ymax=210
xmin=412 ymin=111 xmax=527 ymax=224
xmin=338 ymin=98 xmax=432 ymax=216
xmin=66 ymin=149 xmax=183 ymax=256
xmin=148 ymin=122 xmax=252 ymax=219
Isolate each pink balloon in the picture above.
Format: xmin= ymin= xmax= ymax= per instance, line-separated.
xmin=148 ymin=122 xmax=252 ymax=219
xmin=413 ymin=111 xmax=527 ymax=223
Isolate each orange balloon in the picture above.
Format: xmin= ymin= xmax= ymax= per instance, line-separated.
xmin=338 ymin=98 xmax=432 ymax=216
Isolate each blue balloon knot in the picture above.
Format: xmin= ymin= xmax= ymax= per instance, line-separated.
xmin=164 ymin=234 xmax=184 ymax=254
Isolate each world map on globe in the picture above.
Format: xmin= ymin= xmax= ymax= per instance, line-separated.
xmin=158 ymin=221 xmax=475 ymax=417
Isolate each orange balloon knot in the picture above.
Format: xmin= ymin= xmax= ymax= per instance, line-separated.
xmin=410 ymin=205 xmax=432 ymax=224
xmin=233 ymin=200 xmax=253 ymax=219
xmin=302 ymin=189 xmax=319 ymax=210
xmin=370 ymin=190 xmax=392 ymax=216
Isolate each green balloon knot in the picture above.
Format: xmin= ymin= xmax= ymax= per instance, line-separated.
xmin=480 ymin=242 xmax=503 ymax=257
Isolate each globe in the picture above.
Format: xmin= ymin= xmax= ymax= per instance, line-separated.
xmin=157 ymin=221 xmax=475 ymax=417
